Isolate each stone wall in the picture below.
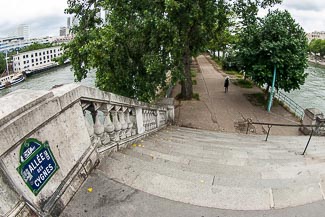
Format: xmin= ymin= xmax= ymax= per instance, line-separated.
xmin=0 ymin=84 xmax=174 ymax=216
xmin=301 ymin=108 xmax=325 ymax=136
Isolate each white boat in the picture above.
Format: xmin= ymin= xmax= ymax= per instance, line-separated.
xmin=0 ymin=72 xmax=26 ymax=90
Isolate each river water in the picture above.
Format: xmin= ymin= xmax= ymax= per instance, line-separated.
xmin=286 ymin=65 xmax=325 ymax=113
xmin=1 ymin=64 xmax=325 ymax=113
xmin=0 ymin=65 xmax=96 ymax=98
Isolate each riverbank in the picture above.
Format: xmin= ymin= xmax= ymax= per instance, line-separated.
xmin=0 ymin=64 xmax=96 ymax=98
xmin=308 ymin=60 xmax=325 ymax=69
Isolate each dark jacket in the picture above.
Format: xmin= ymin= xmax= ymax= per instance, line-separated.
xmin=224 ymin=78 xmax=229 ymax=87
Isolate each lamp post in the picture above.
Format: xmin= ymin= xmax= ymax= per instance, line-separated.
xmin=267 ymin=65 xmax=276 ymax=112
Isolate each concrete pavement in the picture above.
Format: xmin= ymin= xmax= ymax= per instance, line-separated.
xmin=61 ymin=171 xmax=325 ymax=217
xmin=173 ymin=55 xmax=300 ymax=135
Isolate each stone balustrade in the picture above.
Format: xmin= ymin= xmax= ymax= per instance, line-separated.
xmin=0 ymin=84 xmax=174 ymax=216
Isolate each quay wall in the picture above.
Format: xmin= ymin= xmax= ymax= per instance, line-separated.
xmin=0 ymin=84 xmax=174 ymax=216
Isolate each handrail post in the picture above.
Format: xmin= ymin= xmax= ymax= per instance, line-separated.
xmin=302 ymin=128 xmax=314 ymax=155
xmin=246 ymin=118 xmax=252 ymax=134
xmin=265 ymin=125 xmax=272 ymax=141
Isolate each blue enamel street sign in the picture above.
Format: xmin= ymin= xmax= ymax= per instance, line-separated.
xmin=17 ymin=138 xmax=59 ymax=196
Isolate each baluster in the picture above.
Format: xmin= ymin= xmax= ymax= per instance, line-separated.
xmin=126 ymin=108 xmax=133 ymax=137
xmin=143 ymin=110 xmax=148 ymax=131
xmin=151 ymin=111 xmax=155 ymax=129
xmin=84 ymin=111 xmax=94 ymax=139
xmin=93 ymin=111 xmax=106 ymax=146
xmin=119 ymin=109 xmax=127 ymax=140
xmin=150 ymin=111 xmax=155 ymax=130
xmin=104 ymin=110 xmax=115 ymax=140
xmin=112 ymin=110 xmax=121 ymax=142
xmin=130 ymin=108 xmax=137 ymax=136
xmin=94 ymin=111 xmax=104 ymax=136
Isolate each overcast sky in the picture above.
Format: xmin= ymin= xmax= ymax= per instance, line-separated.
xmin=0 ymin=0 xmax=324 ymax=38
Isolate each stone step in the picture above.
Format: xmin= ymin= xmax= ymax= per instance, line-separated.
xmin=100 ymin=153 xmax=324 ymax=210
xmin=121 ymin=148 xmax=263 ymax=179
xmin=167 ymin=127 xmax=325 ymax=148
xmin=157 ymin=129 xmax=316 ymax=151
xmin=108 ymin=152 xmax=320 ymax=189
xmin=99 ymin=156 xmax=272 ymax=210
xmin=150 ymin=134 xmax=293 ymax=153
xmin=138 ymin=138 xmax=305 ymax=163
xmin=154 ymin=129 xmax=325 ymax=158
xmin=122 ymin=147 xmax=324 ymax=180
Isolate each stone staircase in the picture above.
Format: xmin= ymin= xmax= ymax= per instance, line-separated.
xmin=97 ymin=126 xmax=325 ymax=211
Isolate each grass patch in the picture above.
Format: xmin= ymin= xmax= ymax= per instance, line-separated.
xmin=193 ymin=93 xmax=200 ymax=100
xmin=212 ymin=57 xmax=223 ymax=66
xmin=191 ymin=69 xmax=197 ymax=77
xmin=245 ymin=92 xmax=280 ymax=108
xmin=192 ymin=79 xmax=197 ymax=85
xmin=233 ymin=79 xmax=253 ymax=88
xmin=225 ymin=70 xmax=238 ymax=75
xmin=245 ymin=93 xmax=267 ymax=107
xmin=176 ymin=92 xmax=200 ymax=101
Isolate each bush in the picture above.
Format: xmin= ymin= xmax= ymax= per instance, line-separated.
xmin=233 ymin=79 xmax=253 ymax=88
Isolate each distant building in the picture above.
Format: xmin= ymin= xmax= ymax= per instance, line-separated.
xmin=12 ymin=46 xmax=64 ymax=73
xmin=0 ymin=36 xmax=51 ymax=53
xmin=17 ymin=24 xmax=30 ymax=40
xmin=60 ymin=27 xmax=67 ymax=36
xmin=72 ymin=16 xmax=79 ymax=27
xmin=67 ymin=17 xmax=71 ymax=29
xmin=307 ymin=31 xmax=325 ymax=42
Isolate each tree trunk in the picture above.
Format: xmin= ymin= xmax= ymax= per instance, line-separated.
xmin=218 ymin=50 xmax=220 ymax=60
xmin=180 ymin=45 xmax=193 ymax=100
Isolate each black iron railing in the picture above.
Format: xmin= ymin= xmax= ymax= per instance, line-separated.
xmin=246 ymin=119 xmax=318 ymax=155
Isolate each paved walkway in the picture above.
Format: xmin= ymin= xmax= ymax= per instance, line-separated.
xmin=61 ymin=171 xmax=325 ymax=217
xmin=173 ymin=55 xmax=301 ymax=135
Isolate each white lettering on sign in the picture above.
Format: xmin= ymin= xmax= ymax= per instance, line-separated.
xmin=34 ymin=163 xmax=54 ymax=187
xmin=26 ymin=152 xmax=48 ymax=174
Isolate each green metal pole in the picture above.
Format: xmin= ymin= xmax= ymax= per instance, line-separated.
xmin=267 ymin=65 xmax=277 ymax=112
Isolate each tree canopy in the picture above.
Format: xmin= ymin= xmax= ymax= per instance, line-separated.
xmin=64 ymin=0 xmax=219 ymax=101
xmin=235 ymin=10 xmax=308 ymax=92
xmin=0 ymin=53 xmax=6 ymax=73
xmin=309 ymin=39 xmax=325 ymax=59
xmin=64 ymin=0 xmax=283 ymax=102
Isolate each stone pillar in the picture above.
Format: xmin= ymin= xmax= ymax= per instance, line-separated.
xmin=156 ymin=109 xmax=161 ymax=128
xmin=301 ymin=108 xmax=324 ymax=135
xmin=135 ymin=107 xmax=145 ymax=134
xmin=167 ymin=105 xmax=175 ymax=123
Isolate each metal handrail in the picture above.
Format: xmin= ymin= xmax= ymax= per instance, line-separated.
xmin=274 ymin=91 xmax=305 ymax=120
xmin=245 ymin=119 xmax=318 ymax=155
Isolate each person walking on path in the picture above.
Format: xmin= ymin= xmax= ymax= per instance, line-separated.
xmin=224 ymin=76 xmax=229 ymax=93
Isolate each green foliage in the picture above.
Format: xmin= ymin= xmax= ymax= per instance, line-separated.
xmin=63 ymin=0 xmax=283 ymax=102
xmin=19 ymin=42 xmax=54 ymax=53
xmin=192 ymin=93 xmax=200 ymax=100
xmin=191 ymin=69 xmax=197 ymax=78
xmin=208 ymin=0 xmax=233 ymax=59
xmin=192 ymin=79 xmax=197 ymax=85
xmin=0 ymin=53 xmax=6 ymax=73
xmin=235 ymin=10 xmax=308 ymax=93
xmin=309 ymin=39 xmax=325 ymax=58
xmin=245 ymin=93 xmax=267 ymax=106
xmin=64 ymin=0 xmax=218 ymax=102
xmin=233 ymin=79 xmax=253 ymax=88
